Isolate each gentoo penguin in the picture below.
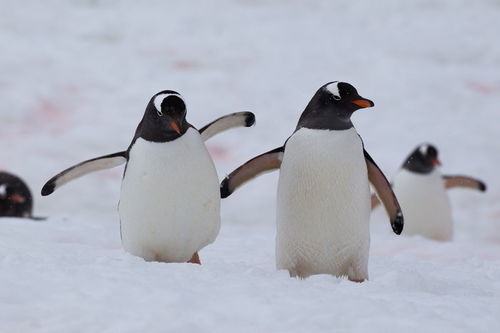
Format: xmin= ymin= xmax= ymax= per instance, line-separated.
xmin=42 ymin=90 xmax=255 ymax=264
xmin=220 ymin=82 xmax=403 ymax=282
xmin=371 ymin=143 xmax=486 ymax=241
xmin=0 ymin=171 xmax=34 ymax=218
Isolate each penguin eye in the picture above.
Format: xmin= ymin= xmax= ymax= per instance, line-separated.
xmin=330 ymin=94 xmax=341 ymax=101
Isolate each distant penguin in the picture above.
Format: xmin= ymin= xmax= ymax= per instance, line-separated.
xmin=0 ymin=171 xmax=34 ymax=218
xmin=220 ymin=82 xmax=403 ymax=282
xmin=371 ymin=143 xmax=486 ymax=241
xmin=42 ymin=91 xmax=255 ymax=264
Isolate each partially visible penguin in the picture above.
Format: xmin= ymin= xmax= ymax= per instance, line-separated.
xmin=220 ymin=82 xmax=403 ymax=282
xmin=371 ymin=143 xmax=486 ymax=241
xmin=42 ymin=90 xmax=255 ymax=264
xmin=0 ymin=171 xmax=33 ymax=218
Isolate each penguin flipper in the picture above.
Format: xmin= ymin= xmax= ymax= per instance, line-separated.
xmin=220 ymin=147 xmax=284 ymax=198
xmin=199 ymin=112 xmax=255 ymax=141
xmin=443 ymin=175 xmax=487 ymax=192
xmin=364 ymin=149 xmax=404 ymax=234
xmin=41 ymin=151 xmax=127 ymax=196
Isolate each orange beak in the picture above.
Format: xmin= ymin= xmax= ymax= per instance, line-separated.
xmin=431 ymin=158 xmax=442 ymax=166
xmin=169 ymin=120 xmax=181 ymax=135
xmin=351 ymin=99 xmax=374 ymax=108
xmin=10 ymin=194 xmax=25 ymax=203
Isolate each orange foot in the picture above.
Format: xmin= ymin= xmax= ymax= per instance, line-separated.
xmin=188 ymin=252 xmax=201 ymax=265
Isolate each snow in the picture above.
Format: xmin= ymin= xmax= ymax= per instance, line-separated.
xmin=1 ymin=0 xmax=500 ymax=331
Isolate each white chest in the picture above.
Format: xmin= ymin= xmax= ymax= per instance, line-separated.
xmin=275 ymin=128 xmax=371 ymax=279
xmin=393 ymin=169 xmax=452 ymax=241
xmin=118 ymin=128 xmax=221 ymax=262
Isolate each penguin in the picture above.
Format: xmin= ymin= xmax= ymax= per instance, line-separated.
xmin=42 ymin=90 xmax=255 ymax=264
xmin=371 ymin=143 xmax=486 ymax=241
xmin=220 ymin=81 xmax=403 ymax=282
xmin=0 ymin=171 xmax=33 ymax=218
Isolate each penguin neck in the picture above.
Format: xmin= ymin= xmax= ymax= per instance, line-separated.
xmin=296 ymin=107 xmax=353 ymax=131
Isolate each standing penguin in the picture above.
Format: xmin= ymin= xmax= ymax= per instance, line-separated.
xmin=371 ymin=143 xmax=486 ymax=241
xmin=220 ymin=82 xmax=403 ymax=282
xmin=0 ymin=171 xmax=34 ymax=218
xmin=42 ymin=90 xmax=255 ymax=264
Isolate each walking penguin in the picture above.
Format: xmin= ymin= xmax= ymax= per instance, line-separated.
xmin=220 ymin=81 xmax=403 ymax=282
xmin=42 ymin=90 xmax=255 ymax=264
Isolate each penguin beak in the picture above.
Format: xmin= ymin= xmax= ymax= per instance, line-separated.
xmin=431 ymin=158 xmax=442 ymax=167
xmin=10 ymin=194 xmax=25 ymax=203
xmin=168 ymin=120 xmax=181 ymax=135
xmin=351 ymin=98 xmax=374 ymax=108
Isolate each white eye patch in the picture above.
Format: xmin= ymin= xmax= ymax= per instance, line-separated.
xmin=419 ymin=145 xmax=429 ymax=155
xmin=0 ymin=184 xmax=6 ymax=197
xmin=325 ymin=81 xmax=341 ymax=100
xmin=153 ymin=92 xmax=184 ymax=112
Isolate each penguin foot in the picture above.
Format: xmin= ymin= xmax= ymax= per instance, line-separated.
xmin=348 ymin=278 xmax=365 ymax=283
xmin=188 ymin=252 xmax=201 ymax=265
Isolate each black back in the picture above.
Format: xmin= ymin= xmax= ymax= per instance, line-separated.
xmin=0 ymin=171 xmax=33 ymax=218
xmin=402 ymin=143 xmax=440 ymax=174
xmin=129 ymin=90 xmax=193 ymax=150
xmin=296 ymin=81 xmax=374 ymax=131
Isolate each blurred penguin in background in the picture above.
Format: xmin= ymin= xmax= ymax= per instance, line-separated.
xmin=0 ymin=171 xmax=43 ymax=220
xmin=371 ymin=143 xmax=486 ymax=241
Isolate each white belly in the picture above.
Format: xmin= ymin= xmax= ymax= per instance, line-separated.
xmin=276 ymin=128 xmax=371 ymax=280
xmin=393 ymin=169 xmax=452 ymax=241
xmin=119 ymin=128 xmax=220 ymax=262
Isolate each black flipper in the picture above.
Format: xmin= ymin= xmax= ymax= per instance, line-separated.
xmin=41 ymin=152 xmax=127 ymax=196
xmin=442 ymin=175 xmax=487 ymax=192
xmin=220 ymin=147 xmax=284 ymax=198
xmin=199 ymin=112 xmax=255 ymax=141
xmin=364 ymin=149 xmax=404 ymax=234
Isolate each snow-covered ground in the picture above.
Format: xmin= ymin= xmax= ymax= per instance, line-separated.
xmin=1 ymin=0 xmax=500 ymax=332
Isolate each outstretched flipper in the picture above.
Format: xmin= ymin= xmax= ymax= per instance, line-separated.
xmin=443 ymin=175 xmax=487 ymax=192
xmin=41 ymin=152 xmax=127 ymax=196
xmin=220 ymin=147 xmax=284 ymax=198
xmin=199 ymin=112 xmax=255 ymax=141
xmin=364 ymin=150 xmax=404 ymax=234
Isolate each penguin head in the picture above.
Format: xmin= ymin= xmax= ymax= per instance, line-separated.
xmin=138 ymin=90 xmax=190 ymax=142
xmin=297 ymin=81 xmax=374 ymax=130
xmin=322 ymin=81 xmax=374 ymax=114
xmin=0 ymin=172 xmax=33 ymax=218
xmin=403 ymin=143 xmax=441 ymax=174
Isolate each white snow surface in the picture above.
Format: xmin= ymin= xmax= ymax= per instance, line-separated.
xmin=1 ymin=0 xmax=500 ymax=332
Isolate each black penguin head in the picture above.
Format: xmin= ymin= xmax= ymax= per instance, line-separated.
xmin=297 ymin=81 xmax=374 ymax=130
xmin=0 ymin=172 xmax=33 ymax=218
xmin=402 ymin=143 xmax=441 ymax=174
xmin=138 ymin=90 xmax=190 ymax=142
